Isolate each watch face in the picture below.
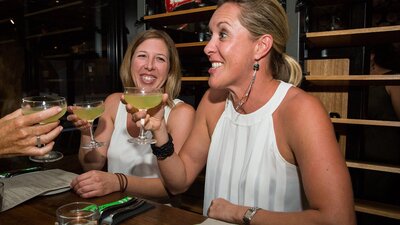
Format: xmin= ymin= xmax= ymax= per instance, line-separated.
xmin=243 ymin=207 xmax=256 ymax=224
xmin=244 ymin=209 xmax=254 ymax=217
xmin=243 ymin=207 xmax=260 ymax=225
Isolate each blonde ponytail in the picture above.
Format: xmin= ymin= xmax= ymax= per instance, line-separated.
xmin=283 ymin=54 xmax=302 ymax=86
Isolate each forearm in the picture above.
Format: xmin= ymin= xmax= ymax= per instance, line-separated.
xmin=78 ymin=134 xmax=106 ymax=171
xmin=125 ymin=176 xmax=169 ymax=199
xmin=217 ymin=206 xmax=354 ymax=225
xmin=243 ymin=209 xmax=355 ymax=225
xmin=152 ymin=122 xmax=190 ymax=195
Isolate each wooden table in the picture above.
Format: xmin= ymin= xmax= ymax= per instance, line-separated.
xmin=0 ymin=155 xmax=207 ymax=224
xmin=0 ymin=190 xmax=206 ymax=224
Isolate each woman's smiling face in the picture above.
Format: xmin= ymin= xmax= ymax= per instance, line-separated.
xmin=131 ymin=38 xmax=170 ymax=89
xmin=204 ymin=2 xmax=257 ymax=90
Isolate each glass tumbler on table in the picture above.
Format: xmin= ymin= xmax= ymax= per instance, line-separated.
xmin=21 ymin=96 xmax=67 ymax=163
xmin=72 ymin=100 xmax=105 ymax=149
xmin=56 ymin=202 xmax=99 ymax=225
xmin=124 ymin=87 xmax=163 ymax=144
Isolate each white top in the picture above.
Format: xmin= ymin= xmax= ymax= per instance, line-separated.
xmin=107 ymin=99 xmax=182 ymax=177
xmin=203 ymin=81 xmax=307 ymax=215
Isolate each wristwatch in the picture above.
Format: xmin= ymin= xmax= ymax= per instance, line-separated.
xmin=242 ymin=207 xmax=260 ymax=225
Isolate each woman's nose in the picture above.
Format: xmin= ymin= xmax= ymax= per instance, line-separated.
xmin=145 ymin=59 xmax=154 ymax=70
xmin=204 ymin=38 xmax=215 ymax=58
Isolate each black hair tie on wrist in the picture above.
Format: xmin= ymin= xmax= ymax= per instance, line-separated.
xmin=151 ymin=133 xmax=174 ymax=160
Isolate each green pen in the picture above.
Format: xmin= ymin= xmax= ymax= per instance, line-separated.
xmin=0 ymin=166 xmax=43 ymax=178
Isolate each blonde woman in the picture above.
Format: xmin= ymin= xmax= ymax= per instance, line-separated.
xmin=131 ymin=1 xmax=356 ymax=224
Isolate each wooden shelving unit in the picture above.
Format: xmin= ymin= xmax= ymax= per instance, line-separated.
xmin=304 ymin=3 xmax=400 ymax=222
xmin=143 ymin=8 xmax=213 ymax=83
xmin=306 ymin=25 xmax=400 ymax=48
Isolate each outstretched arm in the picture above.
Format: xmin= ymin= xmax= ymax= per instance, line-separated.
xmin=67 ymin=94 xmax=119 ymax=171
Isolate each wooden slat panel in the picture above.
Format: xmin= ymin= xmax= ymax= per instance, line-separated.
xmin=306 ymin=59 xmax=349 ymax=154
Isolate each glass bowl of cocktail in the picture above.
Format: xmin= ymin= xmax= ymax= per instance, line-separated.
xmin=124 ymin=87 xmax=163 ymax=144
xmin=21 ymin=96 xmax=67 ymax=162
xmin=72 ymin=100 xmax=105 ymax=149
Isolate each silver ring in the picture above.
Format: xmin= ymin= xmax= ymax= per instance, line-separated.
xmin=36 ymin=136 xmax=41 ymax=147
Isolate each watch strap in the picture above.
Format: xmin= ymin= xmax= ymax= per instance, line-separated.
xmin=242 ymin=207 xmax=260 ymax=225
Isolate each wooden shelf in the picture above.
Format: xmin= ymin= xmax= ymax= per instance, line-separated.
xmin=355 ymin=199 xmax=400 ymax=220
xmin=331 ymin=118 xmax=400 ymax=127
xmin=143 ymin=6 xmax=217 ymax=26
xmin=176 ymin=42 xmax=208 ymax=54
xmin=182 ymin=77 xmax=208 ymax=81
xmin=347 ymin=160 xmax=400 ymax=174
xmin=306 ymin=25 xmax=400 ymax=48
xmin=176 ymin=42 xmax=207 ymax=48
xmin=304 ymin=75 xmax=400 ymax=86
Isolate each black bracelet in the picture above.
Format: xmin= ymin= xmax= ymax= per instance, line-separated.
xmin=151 ymin=133 xmax=174 ymax=160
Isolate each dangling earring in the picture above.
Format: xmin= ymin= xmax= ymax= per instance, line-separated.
xmin=234 ymin=61 xmax=259 ymax=111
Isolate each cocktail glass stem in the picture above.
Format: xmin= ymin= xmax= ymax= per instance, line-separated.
xmin=138 ymin=118 xmax=146 ymax=140
xmin=89 ymin=122 xmax=96 ymax=146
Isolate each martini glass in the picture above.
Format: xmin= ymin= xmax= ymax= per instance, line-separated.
xmin=21 ymin=96 xmax=67 ymax=163
xmin=72 ymin=100 xmax=105 ymax=149
xmin=124 ymin=87 xmax=163 ymax=144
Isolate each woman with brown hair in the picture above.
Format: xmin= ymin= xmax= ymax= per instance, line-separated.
xmin=68 ymin=29 xmax=195 ymax=201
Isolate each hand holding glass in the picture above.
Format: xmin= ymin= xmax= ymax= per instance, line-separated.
xmin=21 ymin=96 xmax=67 ymax=163
xmin=124 ymin=87 xmax=163 ymax=144
xmin=72 ymin=100 xmax=105 ymax=149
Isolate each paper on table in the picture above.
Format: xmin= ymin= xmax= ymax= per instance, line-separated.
xmin=0 ymin=169 xmax=77 ymax=212
xmin=197 ymin=218 xmax=237 ymax=225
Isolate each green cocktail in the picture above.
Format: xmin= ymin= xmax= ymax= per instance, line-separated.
xmin=124 ymin=87 xmax=163 ymax=144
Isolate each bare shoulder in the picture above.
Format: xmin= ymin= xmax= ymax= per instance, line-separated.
xmin=275 ymin=86 xmax=332 ymax=139
xmin=103 ymin=93 xmax=123 ymax=121
xmin=171 ymin=101 xmax=195 ymax=115
xmin=168 ymin=101 xmax=196 ymax=125
xmin=279 ymin=86 xmax=327 ymax=121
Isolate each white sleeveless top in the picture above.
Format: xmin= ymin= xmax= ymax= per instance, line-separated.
xmin=107 ymin=99 xmax=182 ymax=177
xmin=204 ymin=81 xmax=307 ymax=215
